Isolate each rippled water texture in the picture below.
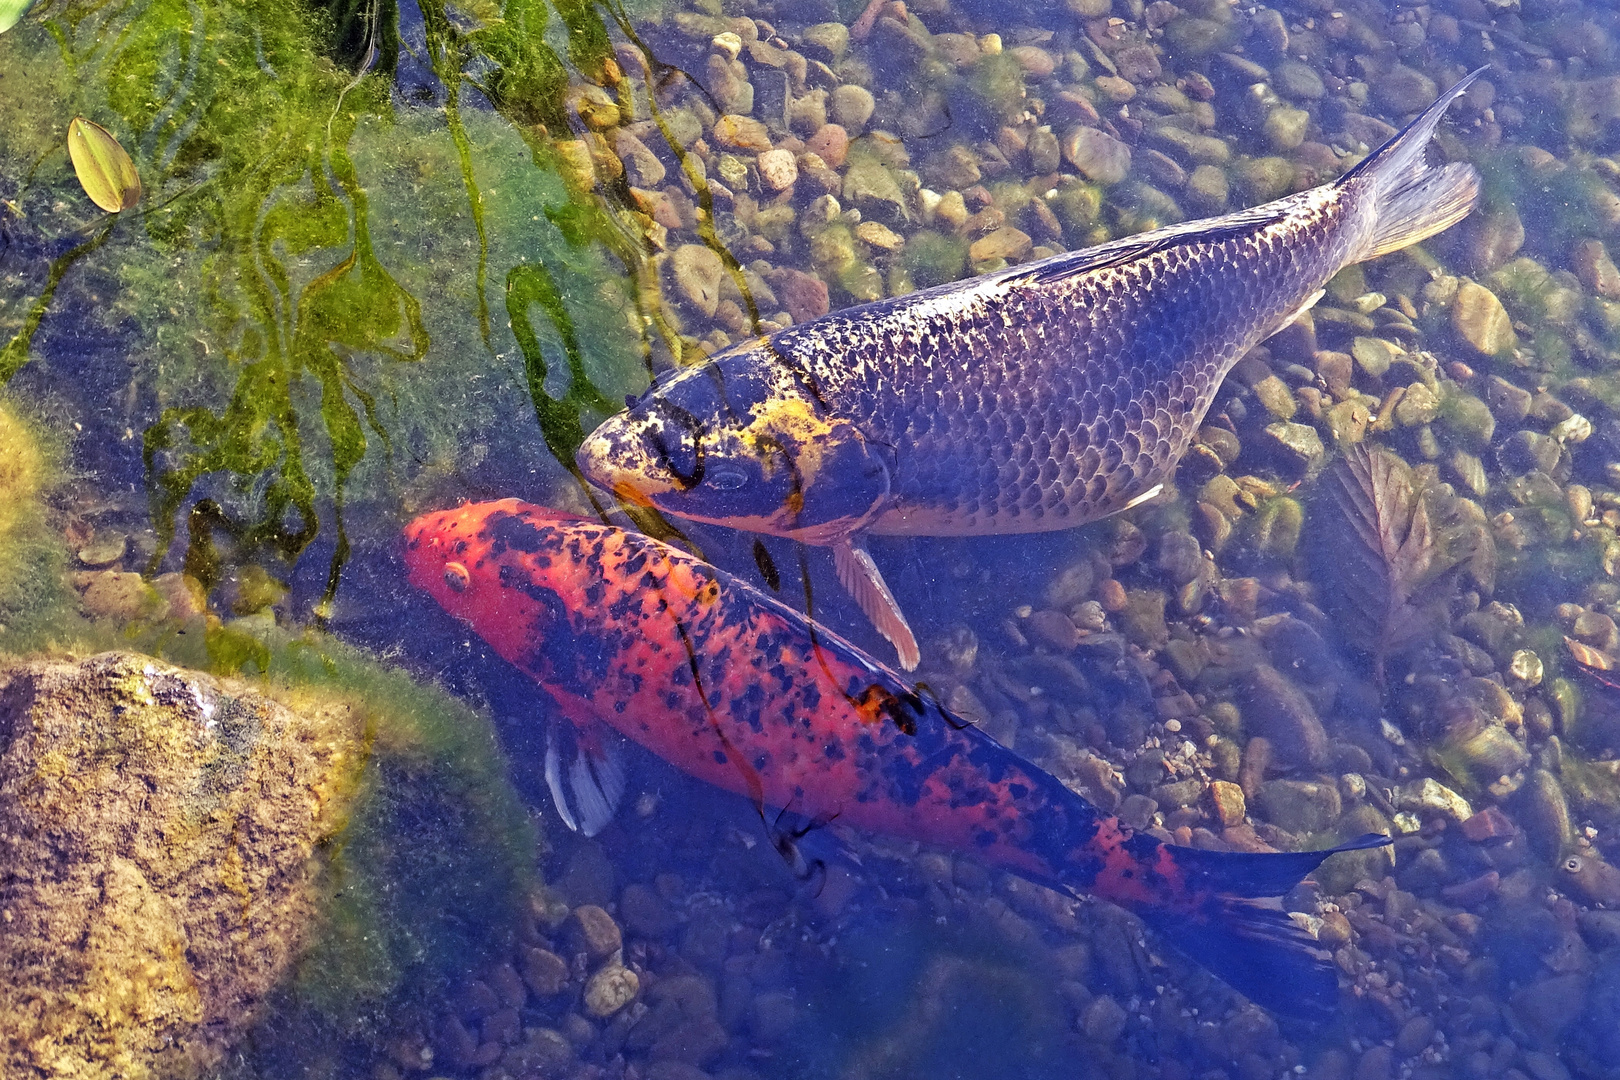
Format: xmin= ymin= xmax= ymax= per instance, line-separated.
xmin=6 ymin=0 xmax=1620 ymax=1077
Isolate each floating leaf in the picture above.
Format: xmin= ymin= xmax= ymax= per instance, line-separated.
xmin=1314 ymin=444 xmax=1474 ymax=682
xmin=0 ymin=0 xmax=34 ymax=34
xmin=66 ymin=117 xmax=141 ymax=212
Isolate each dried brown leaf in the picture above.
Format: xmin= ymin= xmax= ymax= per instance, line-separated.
xmin=1316 ymin=444 xmax=1468 ymax=680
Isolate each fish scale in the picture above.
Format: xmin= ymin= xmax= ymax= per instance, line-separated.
xmin=769 ymin=190 xmax=1350 ymax=535
xmin=578 ymin=70 xmax=1485 ymax=669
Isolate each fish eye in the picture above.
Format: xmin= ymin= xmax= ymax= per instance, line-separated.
xmin=709 ymin=467 xmax=749 ymax=492
xmin=443 ymin=562 xmax=470 ymax=593
xmin=1566 ymin=856 xmax=1585 ymax=873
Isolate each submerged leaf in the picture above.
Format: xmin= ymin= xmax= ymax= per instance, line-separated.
xmin=66 ymin=117 xmax=141 ymax=212
xmin=1567 ymin=636 xmax=1618 ymax=672
xmin=0 ymin=0 xmax=32 ymax=33
xmin=1315 ymin=444 xmax=1471 ymax=680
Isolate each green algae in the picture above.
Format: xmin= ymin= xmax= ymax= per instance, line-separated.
xmin=0 ymin=0 xmax=656 ymax=620
xmin=260 ymin=626 xmax=538 ymax=1024
xmin=0 ymin=394 xmax=83 ymax=649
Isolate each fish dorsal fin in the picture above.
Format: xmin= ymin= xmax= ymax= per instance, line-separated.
xmin=832 ymin=539 xmax=921 ymax=671
xmin=545 ymin=719 xmax=628 ymax=836
xmin=1001 ymin=201 xmax=1293 ymax=289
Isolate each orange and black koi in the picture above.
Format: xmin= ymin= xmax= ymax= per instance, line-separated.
xmin=405 ymin=499 xmax=1385 ymax=1019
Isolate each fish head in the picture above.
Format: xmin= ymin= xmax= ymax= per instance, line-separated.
xmin=402 ymin=498 xmax=583 ymax=632
xmin=577 ymin=358 xmax=892 ymax=543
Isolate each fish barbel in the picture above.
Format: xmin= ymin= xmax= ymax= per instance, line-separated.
xmin=577 ymin=70 xmax=1486 ymax=669
xmin=404 ymin=498 xmax=1387 ymax=1019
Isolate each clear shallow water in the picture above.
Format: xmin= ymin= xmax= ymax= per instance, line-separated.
xmin=6 ymin=0 xmax=1620 ymax=1077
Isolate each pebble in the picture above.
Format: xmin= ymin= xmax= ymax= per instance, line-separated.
xmin=1027 ymin=128 xmax=1061 ymax=174
xmin=1256 ymin=778 xmax=1342 ymax=834
xmin=768 ymin=267 xmax=830 ymax=322
xmin=1375 ymin=65 xmax=1439 ymax=114
xmin=1260 ymin=420 xmax=1325 ymax=478
xmin=1208 ymin=780 xmax=1246 ymax=827
xmin=74 ymin=570 xmax=166 ymax=622
xmin=1113 ymin=45 xmax=1160 ymax=85
xmin=1453 ymin=281 xmax=1517 ymax=357
xmin=1397 ymin=778 xmax=1472 ymax=824
xmin=1061 ymin=127 xmax=1131 ymax=185
xmin=1574 ymin=239 xmax=1620 ymax=299
xmin=1273 ymin=59 xmax=1325 ymax=101
xmin=1026 ymin=609 xmax=1081 ymax=652
xmin=1521 ymin=768 xmax=1574 ymax=857
xmin=1351 ymin=335 xmax=1398 ymax=377
xmin=1009 ymin=45 xmax=1056 ymax=78
xmin=1264 ymin=106 xmax=1310 ymax=151
xmin=757 ymin=148 xmax=798 ymax=191
xmin=712 ymin=114 xmax=772 ymax=152
xmin=1460 ymin=805 xmax=1517 ymax=842
xmin=1466 ymin=208 xmax=1525 ymax=272
xmin=670 ymin=244 xmax=725 ymax=317
xmin=76 ymin=534 xmax=127 ymax=568
xmin=620 ymin=883 xmax=678 ymax=939
xmin=1251 ymin=374 xmax=1296 ymax=420
xmin=968 ymin=226 xmax=1032 ymax=269
xmin=615 ymin=131 xmax=666 ymax=189
xmin=520 ymin=946 xmax=570 ymax=996
xmin=801 ymin=21 xmax=848 ymax=61
xmin=1094 ymin=76 xmax=1136 ymax=104
xmin=1508 ymin=649 xmax=1544 ymax=687
xmin=151 ymin=572 xmax=205 ymax=621
xmin=1081 ymin=995 xmax=1128 ymax=1043
xmin=830 ymin=84 xmax=875 ymax=133
xmin=1242 ymin=666 xmax=1329 ymax=769
xmin=805 ymin=123 xmax=849 ymax=168
xmin=1184 ymin=164 xmax=1228 ymax=212
xmin=1394 ymin=382 xmax=1440 ymax=426
xmin=841 ymin=156 xmax=908 ymax=222
xmin=567 ymin=904 xmax=623 ymax=963
xmin=583 ymin=965 xmax=639 ymax=1018
xmin=854 ymin=220 xmax=904 ymax=250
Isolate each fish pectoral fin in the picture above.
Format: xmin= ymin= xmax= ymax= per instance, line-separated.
xmin=1122 ymin=482 xmax=1165 ymax=511
xmin=545 ymin=719 xmax=628 ymax=837
xmin=832 ymin=539 xmax=921 ymax=671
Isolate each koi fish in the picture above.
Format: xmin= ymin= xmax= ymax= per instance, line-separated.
xmin=576 ymin=69 xmax=1486 ymax=670
xmin=404 ymin=498 xmax=1386 ymax=1019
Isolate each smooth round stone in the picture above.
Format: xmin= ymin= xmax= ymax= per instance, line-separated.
xmin=830 ymin=84 xmax=875 ymax=133
xmin=1062 ymin=126 xmax=1131 ymax=185
xmin=757 ymin=148 xmax=798 ymax=191
xmin=76 ymin=535 xmax=127 ymax=568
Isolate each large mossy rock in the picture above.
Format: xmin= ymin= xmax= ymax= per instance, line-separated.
xmin=0 ymin=650 xmax=537 ymax=1079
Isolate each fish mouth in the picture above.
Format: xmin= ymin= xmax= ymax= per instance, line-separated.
xmin=576 ymin=421 xmax=680 ymax=506
xmin=609 ymin=481 xmax=655 ymax=508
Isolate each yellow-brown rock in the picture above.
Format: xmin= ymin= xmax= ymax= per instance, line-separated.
xmin=1452 ymin=281 xmax=1517 ymax=357
xmin=0 ymin=653 xmax=365 ymax=1080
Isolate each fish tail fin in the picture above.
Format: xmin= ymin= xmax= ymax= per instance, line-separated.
xmin=1134 ymin=833 xmax=1391 ymax=1020
xmin=1141 ymin=899 xmax=1339 ymax=1020
xmin=1340 ymin=65 xmax=1486 ymax=263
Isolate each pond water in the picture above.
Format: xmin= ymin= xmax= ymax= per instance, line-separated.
xmin=5 ymin=0 xmax=1620 ymax=1077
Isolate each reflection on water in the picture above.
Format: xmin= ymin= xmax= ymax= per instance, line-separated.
xmin=7 ymin=0 xmax=1620 ymax=1075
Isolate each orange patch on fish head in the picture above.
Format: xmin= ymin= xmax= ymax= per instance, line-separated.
xmin=404 ymin=499 xmax=577 ymax=616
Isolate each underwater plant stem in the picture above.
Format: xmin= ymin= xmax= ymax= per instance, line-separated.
xmin=0 ymin=217 xmax=114 ymax=386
